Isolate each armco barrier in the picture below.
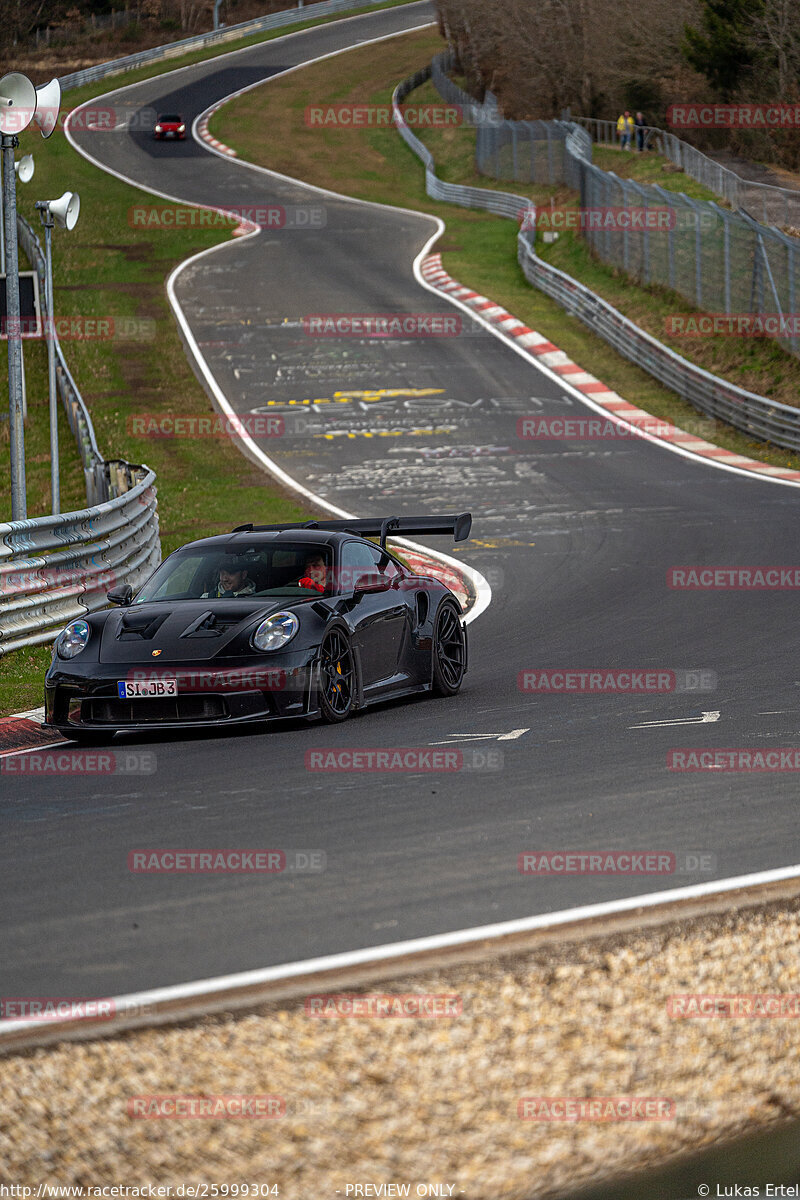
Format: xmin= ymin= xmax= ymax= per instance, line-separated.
xmin=430 ymin=51 xmax=800 ymax=363
xmin=394 ymin=67 xmax=531 ymax=222
xmin=396 ymin=66 xmax=800 ymax=455
xmin=58 ymin=0 xmax=411 ymax=92
xmin=2 ymin=3 xmax=413 ymax=656
xmin=514 ymin=238 xmax=800 ymax=450
xmin=0 ymin=218 xmax=160 ymax=656
xmin=431 ymin=48 xmax=800 ymax=232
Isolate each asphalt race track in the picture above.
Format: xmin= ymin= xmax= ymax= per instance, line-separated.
xmin=4 ymin=1 xmax=800 ymax=998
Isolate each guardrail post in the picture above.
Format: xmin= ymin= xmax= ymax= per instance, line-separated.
xmin=789 ymin=241 xmax=797 ymax=356
xmin=679 ymin=195 xmax=703 ymax=308
xmin=604 ymin=171 xmax=614 ymax=263
xmin=723 ymin=208 xmax=731 ymax=314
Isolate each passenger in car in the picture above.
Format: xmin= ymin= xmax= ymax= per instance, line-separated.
xmin=296 ymin=552 xmax=329 ymax=594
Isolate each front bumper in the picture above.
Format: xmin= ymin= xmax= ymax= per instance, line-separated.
xmin=44 ymin=650 xmax=319 ymax=734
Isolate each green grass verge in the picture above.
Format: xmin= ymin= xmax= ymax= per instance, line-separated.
xmin=56 ymin=0 xmax=422 ymax=100
xmin=212 ymin=37 xmax=800 ymax=465
xmin=0 ymin=0 xmax=417 ymax=710
xmin=0 ymin=647 xmax=54 ymax=718
xmin=590 ymin=145 xmax=721 ymax=203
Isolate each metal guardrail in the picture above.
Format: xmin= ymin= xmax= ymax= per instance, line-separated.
xmin=0 ymin=219 xmax=161 ymax=655
xmin=394 ymin=68 xmax=531 ymax=221
xmin=515 ymin=236 xmax=800 ymax=450
xmin=58 ymin=0 xmax=411 ymax=92
xmin=429 ymin=52 xmax=800 ymax=364
xmin=576 ymin=115 xmax=800 ymax=231
xmin=3 ymin=0 xmax=407 ymax=655
xmin=396 ymin=65 xmax=800 ymax=456
xmin=432 ymin=51 xmax=800 ymax=232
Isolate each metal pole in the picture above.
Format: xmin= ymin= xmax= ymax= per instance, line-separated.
xmin=3 ymin=132 xmax=26 ymax=521
xmin=43 ymin=217 xmax=60 ymax=514
xmin=0 ymin=152 xmax=4 ymax=275
xmin=723 ymin=211 xmax=731 ymax=314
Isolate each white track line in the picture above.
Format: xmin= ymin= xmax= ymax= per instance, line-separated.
xmin=63 ymin=14 xmax=490 ymax=624
xmin=192 ymin=58 xmax=800 ymax=493
xmin=0 ymin=742 xmax=66 ymax=759
xmin=47 ymin=10 xmax=800 ymax=1024
xmin=3 ymin=862 xmax=800 ymax=1039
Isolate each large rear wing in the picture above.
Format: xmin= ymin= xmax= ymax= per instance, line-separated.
xmin=233 ymin=513 xmax=472 ymax=549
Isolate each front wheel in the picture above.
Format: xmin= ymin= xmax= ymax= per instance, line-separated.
xmin=317 ymin=628 xmax=356 ymax=723
xmin=432 ymin=603 xmax=466 ymax=696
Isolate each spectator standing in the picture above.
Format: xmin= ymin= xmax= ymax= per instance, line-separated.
xmin=617 ymin=111 xmax=634 ymax=150
xmin=635 ymin=111 xmax=646 ymax=152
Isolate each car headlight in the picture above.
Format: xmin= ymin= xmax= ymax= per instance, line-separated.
xmin=252 ymin=611 xmax=299 ymax=652
xmin=56 ymin=620 xmax=90 ymax=659
xmin=154 ymin=124 xmax=162 ymax=132
xmin=178 ymin=124 xmax=185 ymax=132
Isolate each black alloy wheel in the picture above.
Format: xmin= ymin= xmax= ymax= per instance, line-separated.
xmin=318 ymin=628 xmax=356 ymax=722
xmin=432 ymin=603 xmax=466 ymax=696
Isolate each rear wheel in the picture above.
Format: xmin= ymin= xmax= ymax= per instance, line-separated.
xmin=432 ymin=603 xmax=466 ymax=696
xmin=318 ymin=628 xmax=356 ymax=722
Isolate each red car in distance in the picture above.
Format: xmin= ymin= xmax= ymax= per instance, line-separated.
xmin=154 ymin=113 xmax=186 ymax=140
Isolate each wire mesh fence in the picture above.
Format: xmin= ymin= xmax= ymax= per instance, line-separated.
xmin=576 ymin=117 xmax=800 ymax=230
xmin=430 ymin=52 xmax=800 ymax=360
xmin=398 ymin=62 xmax=800 ymax=455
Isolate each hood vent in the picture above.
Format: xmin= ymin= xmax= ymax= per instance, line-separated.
xmin=181 ymin=610 xmax=242 ymax=639
xmin=117 ymin=612 xmax=170 ymax=641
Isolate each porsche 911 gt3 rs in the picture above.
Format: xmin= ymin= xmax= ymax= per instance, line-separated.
xmin=44 ymin=514 xmax=471 ymax=742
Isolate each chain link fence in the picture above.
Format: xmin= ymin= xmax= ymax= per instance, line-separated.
xmin=430 ymin=52 xmax=800 ymax=361
xmin=394 ymin=67 xmax=531 ymax=221
xmin=395 ymin=64 xmax=800 ymax=457
xmin=576 ymin=116 xmax=800 ymax=231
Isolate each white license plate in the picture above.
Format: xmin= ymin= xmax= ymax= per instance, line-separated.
xmin=118 ymin=679 xmax=178 ymax=699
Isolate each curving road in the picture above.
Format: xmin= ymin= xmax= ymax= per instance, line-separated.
xmin=4 ymin=1 xmax=800 ymax=998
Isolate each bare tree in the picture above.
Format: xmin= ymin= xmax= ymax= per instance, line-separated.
xmin=436 ymin=0 xmax=701 ymax=120
xmin=749 ymin=0 xmax=800 ymax=97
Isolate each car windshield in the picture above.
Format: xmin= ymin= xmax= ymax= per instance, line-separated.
xmin=133 ymin=543 xmax=333 ymax=602
xmin=159 ymin=115 xmax=182 ymax=123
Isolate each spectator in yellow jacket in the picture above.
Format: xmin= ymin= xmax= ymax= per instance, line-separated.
xmin=617 ymin=111 xmax=634 ymax=150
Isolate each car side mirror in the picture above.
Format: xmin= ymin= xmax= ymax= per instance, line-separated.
xmin=107 ymin=584 xmax=133 ymax=606
xmin=354 ymin=573 xmax=392 ymax=595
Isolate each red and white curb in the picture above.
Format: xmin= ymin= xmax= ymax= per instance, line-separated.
xmin=195 ymin=109 xmax=267 ymax=237
xmin=422 ymin=253 xmax=800 ymax=483
xmin=0 ymin=708 xmax=65 ymax=757
xmin=196 ymin=103 xmax=238 ymax=159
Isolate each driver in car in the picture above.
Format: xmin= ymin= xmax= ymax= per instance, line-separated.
xmin=203 ymin=558 xmax=257 ymax=598
xmin=296 ymin=552 xmax=329 ymax=594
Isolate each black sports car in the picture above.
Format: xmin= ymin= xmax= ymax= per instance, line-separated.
xmin=44 ymin=514 xmax=471 ymax=743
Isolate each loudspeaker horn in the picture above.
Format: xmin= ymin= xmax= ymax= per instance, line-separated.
xmin=49 ymin=191 xmax=80 ymax=231
xmin=33 ymin=78 xmax=61 ymax=138
xmin=0 ymin=72 xmax=36 ymax=135
xmin=15 ymin=155 xmax=34 ymax=183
